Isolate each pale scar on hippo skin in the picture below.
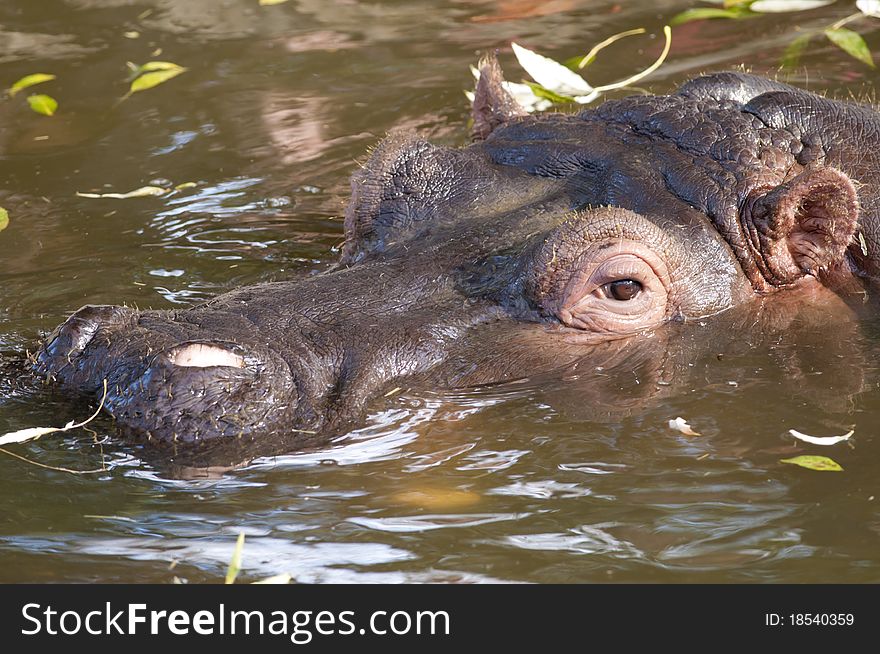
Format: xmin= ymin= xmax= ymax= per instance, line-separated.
xmin=25 ymin=56 xmax=880 ymax=462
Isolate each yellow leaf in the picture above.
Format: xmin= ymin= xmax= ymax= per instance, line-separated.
xmin=0 ymin=207 xmax=8 ymax=233
xmin=780 ymin=455 xmax=844 ymax=472
xmin=9 ymin=73 xmax=55 ymax=97
xmin=128 ymin=67 xmax=186 ymax=95
xmin=27 ymin=94 xmax=58 ymax=116
xmin=225 ymin=533 xmax=245 ymax=584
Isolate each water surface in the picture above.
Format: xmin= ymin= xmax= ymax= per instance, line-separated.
xmin=1 ymin=0 xmax=879 ymax=583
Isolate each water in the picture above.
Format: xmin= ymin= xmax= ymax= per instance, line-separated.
xmin=1 ymin=0 xmax=880 ymax=583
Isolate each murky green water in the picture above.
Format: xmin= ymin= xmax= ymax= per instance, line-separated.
xmin=2 ymin=0 xmax=880 ymax=583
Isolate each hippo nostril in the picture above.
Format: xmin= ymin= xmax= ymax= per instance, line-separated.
xmin=44 ymin=304 xmax=133 ymax=360
xmin=167 ymin=344 xmax=246 ymax=369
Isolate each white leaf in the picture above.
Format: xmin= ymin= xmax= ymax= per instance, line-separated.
xmin=858 ymin=0 xmax=880 ymax=18
xmin=76 ymin=185 xmax=169 ymax=199
xmin=502 ymin=81 xmax=553 ymax=112
xmin=0 ymin=426 xmax=62 ymax=446
xmin=788 ymin=428 xmax=854 ymax=446
xmin=750 ymin=0 xmax=835 ymax=12
xmin=511 ymin=42 xmax=593 ymax=97
xmin=251 ymin=573 xmax=293 ymax=584
xmin=469 ymin=61 xmax=552 ymax=111
xmin=668 ymin=417 xmax=701 ymax=436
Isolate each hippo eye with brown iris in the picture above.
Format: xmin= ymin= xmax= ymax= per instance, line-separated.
xmin=603 ymin=279 xmax=642 ymax=301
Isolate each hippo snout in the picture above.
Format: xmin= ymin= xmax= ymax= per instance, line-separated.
xmin=36 ymin=305 xmax=302 ymax=444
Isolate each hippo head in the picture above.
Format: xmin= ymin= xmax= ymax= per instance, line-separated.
xmin=34 ymin=62 xmax=868 ymax=453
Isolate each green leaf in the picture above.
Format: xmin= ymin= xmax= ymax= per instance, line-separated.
xmin=781 ymin=33 xmax=813 ymax=68
xmin=780 ymin=455 xmax=844 ymax=471
xmin=225 ymin=532 xmax=245 ymax=584
xmin=825 ymin=27 xmax=875 ymax=68
xmin=8 ymin=73 xmax=55 ymax=97
xmin=669 ymin=7 xmax=752 ymax=25
xmin=523 ymin=81 xmax=575 ymax=104
xmin=0 ymin=207 xmax=8 ymax=233
xmin=27 ymin=94 xmax=58 ymax=116
xmin=128 ymin=67 xmax=186 ymax=95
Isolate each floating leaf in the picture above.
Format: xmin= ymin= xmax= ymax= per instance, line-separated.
xmin=825 ymin=27 xmax=875 ymax=68
xmin=0 ymin=207 xmax=8 ymax=233
xmin=138 ymin=61 xmax=185 ymax=74
xmin=781 ymin=33 xmax=813 ymax=68
xmin=511 ymin=42 xmax=594 ymax=97
xmin=789 ymin=428 xmax=853 ymax=446
xmin=8 ymin=73 xmax=55 ymax=97
xmin=27 ymin=94 xmax=58 ymax=116
xmin=780 ymin=455 xmax=844 ymax=471
xmin=127 ymin=67 xmax=186 ymax=96
xmin=393 ymin=488 xmax=482 ymax=510
xmin=0 ymin=426 xmax=63 ymax=445
xmin=174 ymin=181 xmax=198 ymax=190
xmin=76 ymin=185 xmax=169 ymax=199
xmin=252 ymin=573 xmax=293 ymax=584
xmin=668 ymin=416 xmax=701 ymax=436
xmin=670 ymin=7 xmax=751 ymax=25
xmin=259 ymin=0 xmax=290 ymax=5
xmin=0 ymin=380 xmax=108 ymax=446
xmin=751 ymin=0 xmax=835 ymax=12
xmin=225 ymin=532 xmax=245 ymax=584
xmin=858 ymin=0 xmax=880 ymax=18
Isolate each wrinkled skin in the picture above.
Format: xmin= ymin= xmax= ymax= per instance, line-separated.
xmin=30 ymin=64 xmax=880 ymax=457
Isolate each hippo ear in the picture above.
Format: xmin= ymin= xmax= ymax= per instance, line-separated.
xmin=471 ymin=53 xmax=526 ymax=141
xmin=745 ymin=167 xmax=859 ymax=286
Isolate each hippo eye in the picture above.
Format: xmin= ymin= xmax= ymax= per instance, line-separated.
xmin=603 ymin=279 xmax=642 ymax=301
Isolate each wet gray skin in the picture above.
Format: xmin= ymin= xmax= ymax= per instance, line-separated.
xmin=31 ymin=64 xmax=880 ymax=458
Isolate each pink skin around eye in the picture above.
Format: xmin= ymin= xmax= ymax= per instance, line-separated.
xmin=554 ymin=241 xmax=671 ymax=335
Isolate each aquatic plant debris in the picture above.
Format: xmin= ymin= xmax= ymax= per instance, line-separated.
xmin=668 ymin=417 xmax=701 ymax=436
xmin=465 ymin=26 xmax=671 ymax=112
xmin=825 ymin=27 xmax=874 ymax=67
xmin=8 ymin=73 xmax=55 ymax=97
xmin=780 ymin=455 xmax=844 ymax=472
xmin=788 ymin=428 xmax=854 ymax=446
xmin=0 ymin=207 xmax=8 ymax=233
xmin=676 ymin=0 xmax=880 ymax=69
xmin=122 ymin=61 xmax=186 ymax=99
xmin=859 ymin=0 xmax=880 ymax=18
xmin=76 ymin=185 xmax=170 ymax=199
xmin=27 ymin=94 xmax=58 ymax=116
xmin=225 ymin=532 xmax=245 ymax=584
xmin=0 ymin=380 xmax=108 ymax=446
xmin=252 ymin=574 xmax=293 ymax=584
xmin=503 ymin=26 xmax=672 ymax=110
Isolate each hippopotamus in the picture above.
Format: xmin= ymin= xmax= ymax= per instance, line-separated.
xmin=31 ymin=59 xmax=880 ymax=455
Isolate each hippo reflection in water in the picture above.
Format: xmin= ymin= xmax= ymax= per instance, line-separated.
xmin=32 ymin=60 xmax=880 ymax=457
